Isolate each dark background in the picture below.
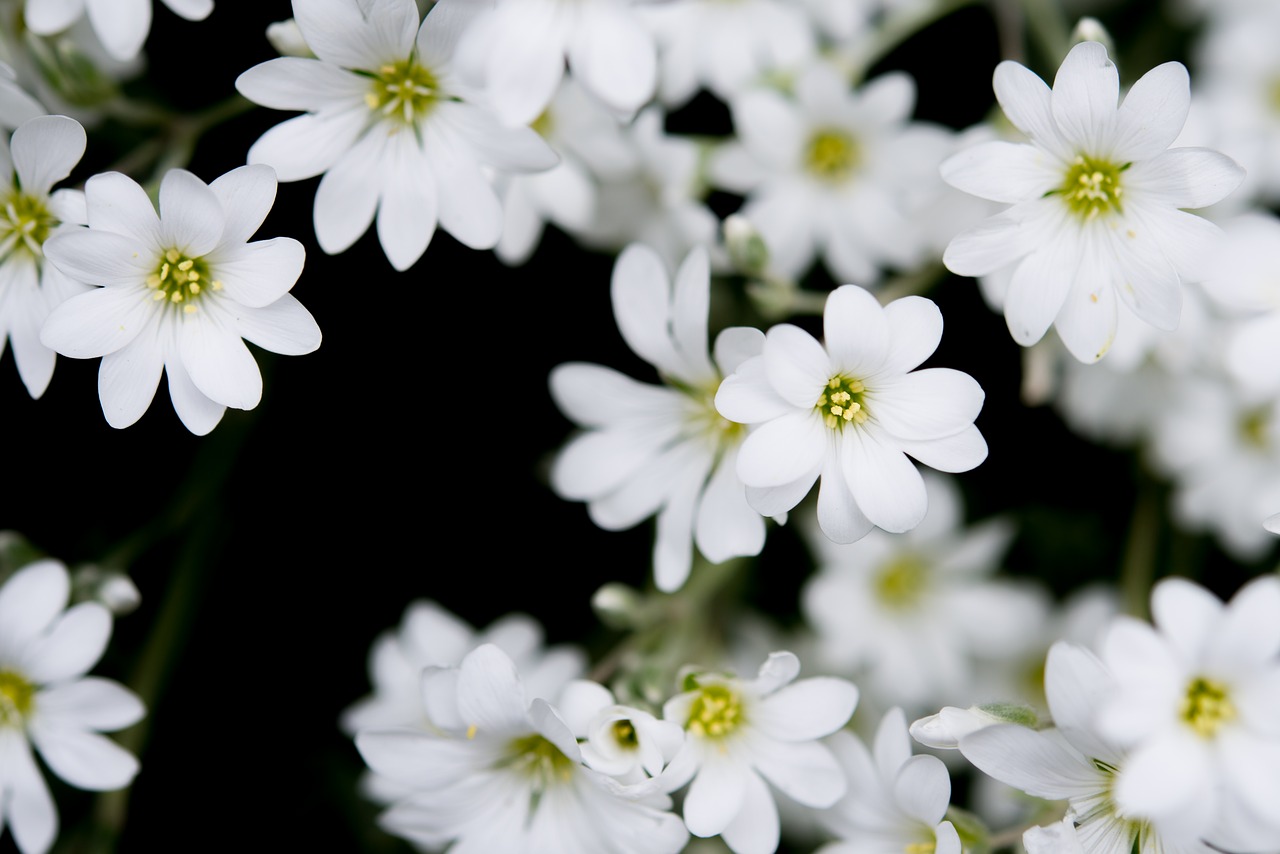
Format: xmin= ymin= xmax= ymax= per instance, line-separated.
xmin=0 ymin=1 xmax=1266 ymax=851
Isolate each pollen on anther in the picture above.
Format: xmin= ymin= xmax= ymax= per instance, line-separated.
xmin=466 ymin=724 xmax=478 ymax=740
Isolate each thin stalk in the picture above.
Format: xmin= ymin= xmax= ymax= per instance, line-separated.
xmin=1119 ymin=472 xmax=1160 ymax=620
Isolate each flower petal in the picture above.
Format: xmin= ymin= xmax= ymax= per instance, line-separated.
xmin=1003 ymin=219 xmax=1077 ymax=346
xmin=736 ymin=410 xmax=827 ymax=488
xmin=426 ymin=122 xmax=503 ymax=251
xmin=35 ymin=678 xmax=144 ymax=733
xmin=235 ymin=57 xmax=368 ymax=112
xmin=567 ymin=5 xmax=656 ymax=117
xmin=312 ymin=128 xmax=385 ymax=257
xmin=0 ymin=560 xmax=69 ymax=652
xmin=97 ymin=326 xmax=165 ymax=429
xmin=753 ymin=677 xmax=858 ymax=742
xmin=1050 ymin=41 xmax=1118 ymax=155
xmin=764 ymin=323 xmax=830 ymax=408
xmin=208 ymin=164 xmax=279 ymax=247
xmin=715 ymin=356 xmax=791 ymax=424
xmin=164 ymin=353 xmax=226 ymax=436
xmin=843 ymin=427 xmax=927 ymax=532
xmin=0 ymin=728 xmax=56 ymax=854
xmin=940 ymin=140 xmax=1060 ymax=204
xmin=178 ymin=314 xmax=263 ymax=410
xmin=1111 ymin=61 xmax=1188 ymax=163
xmin=247 ymin=108 xmax=368 ymax=182
xmin=234 ymin=295 xmax=322 ymax=357
xmin=11 ymin=115 xmax=85 ymax=197
xmin=376 ymin=131 xmax=439 ymax=272
xmin=893 ymin=754 xmax=951 ymax=825
xmin=684 ymin=754 xmax=748 ymax=838
xmin=993 ymin=60 xmax=1071 ymax=160
xmin=880 ymin=296 xmax=941 ymax=376
xmin=870 ymin=368 xmax=984 ymax=441
xmin=719 ymin=769 xmax=780 ymax=854
xmin=816 ymin=452 xmax=874 ymax=545
xmin=21 ymin=603 xmax=111 ymax=684
xmin=694 ymin=447 xmax=766 ymax=563
xmin=29 ymin=724 xmax=138 ymax=790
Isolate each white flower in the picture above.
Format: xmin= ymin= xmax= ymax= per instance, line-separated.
xmin=550 ymin=243 xmax=766 ymax=592
xmin=660 ymin=651 xmax=858 ymax=854
xmin=1095 ymin=576 xmax=1280 ymax=851
xmin=356 ymin=644 xmax=688 ymax=854
xmin=0 ymin=560 xmax=145 ymax=854
xmin=639 ymin=0 xmax=815 ymax=107
xmin=23 ymin=0 xmax=214 ymax=62
xmin=816 ymin=708 xmax=961 ymax=854
xmin=801 ymin=473 xmax=1045 ymax=709
xmin=41 ymin=165 xmax=320 ymax=435
xmin=557 ymin=680 xmax=684 ymax=784
xmin=956 ymin=642 xmax=1220 ymax=854
xmin=715 ymin=284 xmax=987 ymax=544
xmin=0 ymin=116 xmax=90 ymax=398
xmin=942 ymin=41 xmax=1243 ymax=363
xmin=711 ymin=62 xmax=953 ymax=284
xmin=235 ymin=0 xmax=557 ymax=271
xmin=455 ymin=0 xmax=657 ymax=125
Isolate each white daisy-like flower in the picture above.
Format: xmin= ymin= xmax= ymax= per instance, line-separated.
xmin=816 ymin=708 xmax=961 ymax=854
xmin=236 ymin=0 xmax=557 ymax=271
xmin=660 ymin=651 xmax=858 ymax=854
xmin=41 ymin=165 xmax=321 ymax=435
xmin=942 ymin=41 xmax=1244 ymax=363
xmin=711 ymin=62 xmax=953 ymax=285
xmin=956 ymin=642 xmax=1221 ymax=854
xmin=0 ymin=115 xmax=91 ymax=398
xmin=557 ymin=679 xmax=684 ymax=784
xmin=550 ymin=243 xmax=766 ymax=593
xmin=801 ymin=473 xmax=1046 ymax=710
xmin=23 ymin=0 xmax=214 ymax=62
xmin=0 ymin=559 xmax=145 ymax=854
xmin=356 ymin=644 xmax=689 ymax=854
xmin=715 ymin=284 xmax=987 ymax=544
xmin=454 ymin=0 xmax=657 ymax=125
xmin=1095 ymin=576 xmax=1280 ymax=852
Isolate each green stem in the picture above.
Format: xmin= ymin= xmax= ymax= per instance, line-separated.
xmin=848 ymin=0 xmax=980 ymax=85
xmin=1018 ymin=0 xmax=1071 ymax=66
xmin=1119 ymin=472 xmax=1160 ymax=621
xmin=877 ymin=260 xmax=947 ymax=304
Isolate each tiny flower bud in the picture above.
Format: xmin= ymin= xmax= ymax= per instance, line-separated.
xmin=266 ymin=19 xmax=314 ymax=58
xmin=591 ymin=582 xmax=645 ymax=630
xmin=723 ymin=214 xmax=769 ymax=277
xmin=1071 ymin=19 xmax=1113 ymax=55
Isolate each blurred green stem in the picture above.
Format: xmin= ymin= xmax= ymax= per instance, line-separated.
xmin=850 ymin=0 xmax=979 ymax=84
xmin=102 ymin=94 xmax=256 ymax=192
xmin=1119 ymin=473 xmax=1160 ymax=620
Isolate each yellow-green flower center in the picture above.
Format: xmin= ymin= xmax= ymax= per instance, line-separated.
xmin=0 ymin=669 xmax=34 ymax=726
xmin=805 ymin=129 xmax=860 ymax=183
xmin=611 ymin=719 xmax=638 ymax=749
xmin=530 ymin=109 xmax=554 ymax=139
xmin=686 ymin=684 xmax=743 ymax=739
xmin=505 ymin=733 xmax=576 ymax=787
xmin=904 ymin=842 xmax=936 ymax=854
xmin=1240 ymin=408 xmax=1270 ymax=449
xmin=146 ymin=248 xmax=221 ymax=314
xmin=874 ymin=554 xmax=930 ymax=610
xmin=0 ymin=190 xmax=56 ymax=260
xmin=1059 ymin=155 xmax=1126 ymax=220
xmin=365 ymin=59 xmax=439 ymax=125
xmin=1180 ymin=677 xmax=1235 ymax=738
xmin=816 ymin=375 xmax=868 ymax=429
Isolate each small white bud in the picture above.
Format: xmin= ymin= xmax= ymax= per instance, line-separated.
xmin=1071 ymin=21 xmax=1113 ymax=56
xmin=723 ymin=214 xmax=769 ymax=277
xmin=266 ymin=19 xmax=314 ymax=58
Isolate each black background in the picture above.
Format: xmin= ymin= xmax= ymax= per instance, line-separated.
xmin=0 ymin=1 xmax=1267 ymax=851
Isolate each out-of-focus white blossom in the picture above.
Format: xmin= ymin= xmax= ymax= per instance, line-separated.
xmin=557 ymin=680 xmax=683 ymax=784
xmin=23 ymin=0 xmax=214 ymax=62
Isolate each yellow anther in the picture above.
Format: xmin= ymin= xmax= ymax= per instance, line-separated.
xmin=183 ymin=304 xmax=196 ymax=314
xmin=177 ymin=259 xmax=194 ymax=271
xmin=159 ymin=262 xmax=170 ymax=281
xmin=166 ymin=248 xmax=181 ymax=263
xmin=188 ymin=271 xmax=200 ymax=282
xmin=152 ymin=291 xmax=165 ymax=301
xmin=170 ymin=292 xmax=183 ymax=303
xmin=189 ymin=283 xmax=201 ymax=294
xmin=146 ymin=274 xmax=160 ymax=288
xmin=212 ymin=280 xmax=224 ymax=291
xmin=364 ymin=93 xmax=380 ymax=109
xmin=466 ymin=724 xmax=477 ymax=740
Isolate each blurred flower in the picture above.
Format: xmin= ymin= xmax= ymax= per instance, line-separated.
xmin=0 ymin=559 xmax=144 ymax=854
xmin=0 ymin=64 xmax=45 ymax=131
xmin=356 ymin=644 xmax=688 ymax=853
xmin=557 ymin=679 xmax=684 ymax=784
xmin=235 ymin=0 xmax=556 ymax=271
xmin=41 ymin=165 xmax=320 ymax=434
xmin=943 ymin=41 xmax=1243 ymax=363
xmin=455 ymin=0 xmax=656 ymax=125
xmin=1096 ymin=576 xmax=1280 ymax=851
xmin=550 ymin=244 xmax=766 ymax=592
xmin=23 ymin=0 xmax=214 ymax=62
xmin=0 ymin=115 xmax=90 ymax=398
xmin=711 ymin=62 xmax=952 ymax=284
xmin=661 ymin=651 xmax=858 ymax=854
xmin=715 ymin=284 xmax=987 ymax=543
xmin=817 ymin=708 xmax=961 ymax=854
xmin=801 ymin=474 xmax=1045 ymax=710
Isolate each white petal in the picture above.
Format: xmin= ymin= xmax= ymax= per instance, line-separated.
xmin=43 ymin=230 xmax=151 ymax=289
xmin=1108 ymin=223 xmax=1180 ymax=331
xmin=816 ymin=451 xmax=874 ymax=545
xmin=684 ymin=755 xmax=747 ymax=838
xmin=177 ymin=314 xmax=262 ymax=410
xmin=1111 ymin=61 xmax=1188 ymax=163
xmin=993 ymin=60 xmax=1071 ymax=160
xmin=753 ymin=677 xmax=858 ymax=742
xmin=5 ymin=259 xmax=54 ymax=399
xmin=207 ymin=238 xmax=304 ymax=308
xmin=457 ymin=645 xmax=530 ymax=736
xmin=247 ymin=108 xmax=367 ymax=182
xmin=587 ymin=438 xmax=696 ymax=530
xmin=376 ymin=131 xmax=438 ymax=271
xmin=426 ymin=122 xmax=503 ymax=250
xmin=732 ymin=90 xmax=802 ymax=172
xmin=11 ymin=115 xmax=84 ymax=196
xmin=1112 ymin=734 xmax=1208 ymax=824
xmin=553 ymin=427 xmax=672 ymax=501
xmin=1054 ymin=258 xmax=1118 ymax=364
xmin=234 ymin=295 xmax=322 ymax=357
xmin=610 ymin=243 xmax=682 ymax=379
xmin=895 ymin=424 xmax=988 ymax=473
xmin=744 ymin=465 xmax=819 ymax=517
xmin=294 ymin=0 xmax=418 ymax=69
xmin=715 ymin=356 xmax=791 ymax=424
xmin=1050 ymin=41 xmax=1118 ymax=155
xmin=1043 ymin=642 xmax=1118 ymax=764
xmin=869 ymin=369 xmax=985 ymax=441
xmin=467 ymin=9 xmax=565 ymax=127
xmin=35 ymin=679 xmax=143 ymax=732
xmin=29 ymin=724 xmax=138 ymax=790
xmin=719 ymin=770 xmax=779 ymax=854
xmin=0 ymin=560 xmax=68 ymax=651
xmin=97 ymin=328 xmax=165 ymax=429
xmin=1212 ymin=575 xmax=1280 ymax=672
xmin=234 ymin=57 xmax=368 ymax=112
xmin=694 ymin=447 xmax=765 ymax=564
xmin=653 ymin=448 xmax=714 ymax=592
xmin=941 ymin=140 xmax=1060 ymax=204
xmin=164 ymin=353 xmax=226 ymax=436
xmin=86 ymin=0 xmax=150 ymax=61
xmin=670 ymin=246 xmax=716 ymax=383
xmin=1125 ymin=148 xmax=1245 ymax=210
xmin=824 ymin=285 xmax=889 ymax=377
xmin=893 ymin=754 xmax=951 ymax=825
xmin=312 ymin=128 xmax=385 ymax=257
xmin=21 ymin=603 xmax=110 ymax=684
xmin=736 ymin=410 xmax=827 ymax=488
xmin=763 ymin=324 xmax=830 ymax=408
xmin=942 ymin=199 xmax=1053 ymax=278
xmin=0 ymin=729 xmax=57 ymax=854
xmin=24 ymin=0 xmax=83 ymax=35
xmin=750 ymin=738 xmax=846 ymax=808
xmin=881 ymin=296 xmax=942 ymax=375
xmin=549 ymin=361 xmax=684 ymax=427
xmin=1003 ymin=224 xmax=1077 ymax=346
xmin=159 ymin=169 xmax=225 ymax=256
xmin=567 ymin=6 xmax=655 ymax=117
xmin=959 ymin=725 xmax=1099 ymax=800
xmin=83 ymin=171 xmax=161 ymax=246
xmin=1150 ymin=578 xmax=1221 ymax=665
xmin=432 ymin=101 xmax=558 ymax=173
xmin=208 ymin=164 xmax=279 ymax=247
xmin=713 ymin=326 xmax=764 ymax=377
xmin=842 ymin=427 xmax=927 ymax=532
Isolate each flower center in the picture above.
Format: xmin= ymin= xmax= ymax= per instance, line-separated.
xmin=146 ymin=248 xmax=221 ymax=314
xmin=686 ymin=684 xmax=743 ymax=739
xmin=365 ymin=59 xmax=439 ymax=125
xmin=0 ymin=669 xmax=34 ymax=726
xmin=905 ymin=843 xmax=936 ymax=854
xmin=816 ymin=375 xmax=868 ymax=429
xmin=873 ymin=554 xmax=929 ymax=610
xmin=611 ymin=719 xmax=638 ymax=749
xmin=1180 ymin=677 xmax=1235 ymax=737
xmin=1058 ymin=155 xmax=1126 ymax=220
xmin=0 ymin=190 xmax=56 ymax=260
xmin=505 ymin=733 xmax=576 ymax=790
xmin=805 ymin=129 xmax=860 ymax=183
xmin=1239 ymin=407 xmax=1270 ymax=449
